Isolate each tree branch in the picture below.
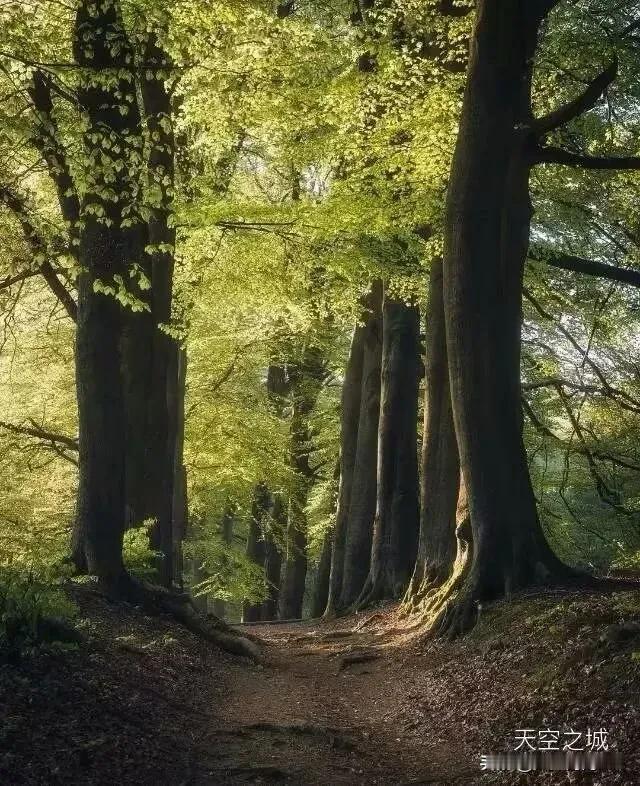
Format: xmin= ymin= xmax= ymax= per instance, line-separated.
xmin=523 ymin=376 xmax=616 ymax=396
xmin=522 ymin=397 xmax=640 ymax=473
xmin=28 ymin=69 xmax=81 ymax=234
xmin=534 ymin=145 xmax=640 ymax=170
xmin=0 ymin=419 xmax=79 ymax=465
xmin=0 ymin=185 xmax=77 ymax=321
xmin=0 ymin=268 xmax=41 ymax=292
xmin=529 ymin=246 xmax=640 ymax=288
xmin=40 ymin=261 xmax=78 ymax=320
xmin=523 ymin=286 xmax=640 ymax=414
xmin=533 ymin=57 xmax=617 ymax=135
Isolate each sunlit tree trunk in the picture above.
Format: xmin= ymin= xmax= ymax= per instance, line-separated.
xmin=339 ymin=281 xmax=382 ymax=609
xmin=358 ymin=290 xmax=420 ymax=606
xmin=324 ymin=302 xmax=367 ymax=617
xmin=406 ymin=260 xmax=459 ymax=608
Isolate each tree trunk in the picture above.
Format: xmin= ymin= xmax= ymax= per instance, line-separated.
xmin=278 ymin=344 xmax=325 ymax=619
xmin=406 ymin=259 xmax=459 ymax=609
xmin=324 ymin=310 xmax=366 ymax=617
xmin=357 ymin=290 xmax=420 ymax=606
xmin=212 ymin=506 xmax=234 ymax=619
xmin=243 ymin=482 xmax=269 ymax=622
xmin=141 ymin=34 xmax=178 ymax=587
xmin=339 ymin=280 xmax=383 ymax=609
xmin=71 ymin=0 xmax=142 ymax=587
xmin=311 ymin=527 xmax=333 ymax=618
xmin=439 ymin=0 xmax=568 ymax=633
xmin=261 ymin=493 xmax=284 ymax=621
xmin=171 ymin=348 xmax=188 ymax=586
xmin=121 ymin=304 xmax=154 ymax=530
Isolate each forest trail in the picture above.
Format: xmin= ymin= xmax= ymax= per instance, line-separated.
xmin=209 ymin=610 xmax=472 ymax=785
xmin=2 ymin=585 xmax=640 ymax=785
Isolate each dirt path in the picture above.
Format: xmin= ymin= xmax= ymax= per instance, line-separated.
xmin=194 ymin=609 xmax=473 ymax=785
xmin=3 ymin=587 xmax=639 ymax=785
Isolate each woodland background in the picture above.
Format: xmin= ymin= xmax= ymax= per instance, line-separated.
xmin=1 ymin=0 xmax=640 ymax=641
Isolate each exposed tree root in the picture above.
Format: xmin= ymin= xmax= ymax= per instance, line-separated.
xmin=402 ymin=563 xmax=453 ymax=616
xmin=320 ymin=629 xmax=355 ymax=640
xmin=93 ymin=573 xmax=262 ymax=661
xmin=338 ymin=650 xmax=383 ymax=669
xmin=412 ymin=548 xmax=638 ymax=640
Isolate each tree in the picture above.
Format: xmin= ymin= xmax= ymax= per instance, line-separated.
xmin=357 ymin=287 xmax=420 ymax=605
xmin=338 ymin=281 xmax=383 ymax=609
xmin=72 ymin=0 xmax=144 ymax=588
xmin=406 ymin=259 xmax=459 ymax=610
xmin=243 ymin=482 xmax=269 ymax=622
xmin=435 ymin=0 xmax=640 ymax=632
xmin=324 ymin=301 xmax=367 ymax=617
xmin=279 ymin=343 xmax=326 ymax=619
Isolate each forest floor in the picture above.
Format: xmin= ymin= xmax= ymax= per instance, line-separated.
xmin=1 ymin=584 xmax=640 ymax=785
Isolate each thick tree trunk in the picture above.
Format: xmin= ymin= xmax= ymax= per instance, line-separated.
xmin=71 ymin=0 xmax=142 ymax=587
xmin=324 ymin=310 xmax=366 ymax=617
xmin=121 ymin=304 xmax=154 ymax=530
xmin=261 ymin=493 xmax=284 ymax=621
xmin=439 ymin=0 xmax=568 ymax=633
xmin=339 ymin=281 xmax=383 ymax=609
xmin=311 ymin=527 xmax=332 ymax=618
xmin=406 ymin=259 xmax=459 ymax=608
xmin=357 ymin=290 xmax=420 ymax=606
xmin=278 ymin=344 xmax=325 ymax=619
xmin=243 ymin=482 xmax=269 ymax=622
xmin=142 ymin=35 xmax=178 ymax=587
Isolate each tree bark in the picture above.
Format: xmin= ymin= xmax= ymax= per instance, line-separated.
xmin=323 ymin=317 xmax=366 ymax=617
xmin=406 ymin=259 xmax=459 ymax=608
xmin=71 ymin=0 xmax=142 ymax=586
xmin=171 ymin=348 xmax=188 ymax=585
xmin=338 ymin=280 xmax=383 ymax=609
xmin=141 ymin=34 xmax=178 ymax=587
xmin=121 ymin=303 xmax=154 ymax=529
xmin=357 ymin=289 xmax=420 ymax=606
xmin=311 ymin=526 xmax=332 ymax=618
xmin=439 ymin=0 xmax=568 ymax=633
xmin=261 ymin=492 xmax=284 ymax=621
xmin=243 ymin=482 xmax=269 ymax=622
xmin=278 ymin=344 xmax=325 ymax=619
